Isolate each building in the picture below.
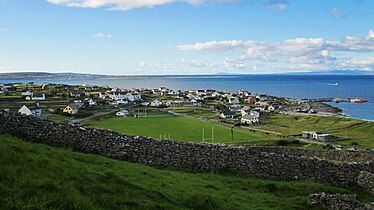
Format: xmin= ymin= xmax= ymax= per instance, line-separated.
xmin=228 ymin=97 xmax=240 ymax=105
xmin=302 ymin=131 xmax=333 ymax=142
xmin=220 ymin=111 xmax=236 ymax=119
xmin=63 ymin=103 xmax=82 ymax=115
xmin=18 ymin=105 xmax=41 ymax=117
xmin=313 ymin=133 xmax=333 ymax=142
xmin=116 ymin=109 xmax=129 ymax=116
xmin=31 ymin=93 xmax=46 ymax=101
xmin=151 ymin=99 xmax=163 ymax=107
xmin=241 ymin=114 xmax=259 ymax=125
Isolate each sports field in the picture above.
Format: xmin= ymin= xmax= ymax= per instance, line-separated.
xmin=87 ymin=116 xmax=277 ymax=144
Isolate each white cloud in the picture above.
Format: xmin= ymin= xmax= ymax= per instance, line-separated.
xmin=329 ymin=8 xmax=346 ymax=19
xmin=47 ymin=0 xmax=237 ymax=11
xmin=92 ymin=32 xmax=112 ymax=39
xmin=264 ymin=0 xmax=288 ymax=11
xmin=0 ymin=28 xmax=8 ymax=31
xmin=339 ymin=57 xmax=374 ymax=70
xmin=173 ymin=30 xmax=374 ymax=71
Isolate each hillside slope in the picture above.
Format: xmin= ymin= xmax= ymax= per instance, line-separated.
xmin=0 ymin=134 xmax=372 ymax=210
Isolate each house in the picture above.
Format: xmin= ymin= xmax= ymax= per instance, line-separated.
xmin=31 ymin=93 xmax=45 ymax=101
xmin=302 ymin=131 xmax=317 ymax=139
xmin=21 ymin=90 xmax=32 ymax=96
xmin=268 ymin=105 xmax=278 ymax=111
xmin=85 ymin=98 xmax=97 ymax=106
xmin=241 ymin=114 xmax=259 ymax=125
xmin=116 ymin=109 xmax=129 ymax=116
xmin=240 ymin=106 xmax=251 ymax=116
xmin=255 ymin=101 xmax=269 ymax=107
xmin=228 ymin=97 xmax=240 ymax=105
xmin=18 ymin=105 xmax=41 ymax=117
xmin=313 ymin=133 xmax=333 ymax=142
xmin=151 ymin=99 xmax=163 ymax=107
xmin=63 ymin=103 xmax=82 ymax=115
xmin=141 ymin=102 xmax=150 ymax=106
xmin=249 ymin=110 xmax=260 ymax=118
xmin=246 ymin=97 xmax=256 ymax=104
xmin=220 ymin=110 xmax=236 ymax=119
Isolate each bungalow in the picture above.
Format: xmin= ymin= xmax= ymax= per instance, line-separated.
xmin=31 ymin=93 xmax=45 ymax=101
xmin=268 ymin=105 xmax=278 ymax=111
xmin=241 ymin=114 xmax=259 ymax=125
xmin=313 ymin=133 xmax=333 ymax=142
xmin=151 ymin=99 xmax=163 ymax=107
xmin=302 ymin=131 xmax=317 ymax=139
xmin=228 ymin=97 xmax=240 ymax=105
xmin=116 ymin=109 xmax=129 ymax=117
xmin=63 ymin=103 xmax=82 ymax=115
xmin=18 ymin=105 xmax=41 ymax=117
xmin=21 ymin=90 xmax=32 ymax=96
xmin=220 ymin=110 xmax=236 ymax=119
xmin=246 ymin=97 xmax=256 ymax=104
xmin=249 ymin=111 xmax=260 ymax=118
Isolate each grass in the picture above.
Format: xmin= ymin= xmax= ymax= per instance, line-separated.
xmin=255 ymin=114 xmax=374 ymax=149
xmin=164 ymin=106 xmax=217 ymax=118
xmin=1 ymin=134 xmax=372 ymax=209
xmin=86 ymin=116 xmax=277 ymax=144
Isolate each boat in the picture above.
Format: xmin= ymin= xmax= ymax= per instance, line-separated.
xmin=350 ymin=98 xmax=368 ymax=103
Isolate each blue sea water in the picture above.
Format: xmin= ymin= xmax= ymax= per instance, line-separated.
xmin=1 ymin=75 xmax=374 ymax=120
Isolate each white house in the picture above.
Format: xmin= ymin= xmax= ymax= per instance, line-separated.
xmin=249 ymin=110 xmax=260 ymax=118
xmin=151 ymin=99 xmax=163 ymax=107
xmin=18 ymin=105 xmax=41 ymax=117
xmin=21 ymin=91 xmax=32 ymax=96
xmin=228 ymin=97 xmax=240 ymax=105
xmin=31 ymin=93 xmax=46 ymax=101
xmin=241 ymin=114 xmax=259 ymax=125
xmin=116 ymin=109 xmax=129 ymax=116
xmin=87 ymin=98 xmax=97 ymax=106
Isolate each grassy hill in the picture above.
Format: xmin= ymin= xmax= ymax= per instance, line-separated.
xmin=1 ymin=134 xmax=373 ymax=209
xmin=255 ymin=114 xmax=374 ymax=148
xmin=86 ymin=116 xmax=277 ymax=144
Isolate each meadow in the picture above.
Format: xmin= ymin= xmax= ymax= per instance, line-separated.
xmin=87 ymin=115 xmax=278 ymax=144
xmin=1 ymin=134 xmax=372 ymax=209
xmin=255 ymin=114 xmax=374 ymax=148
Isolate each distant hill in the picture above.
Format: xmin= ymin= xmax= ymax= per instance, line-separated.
xmin=0 ymin=72 xmax=105 ymax=80
xmin=0 ymin=70 xmax=373 ymax=80
xmin=280 ymin=70 xmax=374 ymax=75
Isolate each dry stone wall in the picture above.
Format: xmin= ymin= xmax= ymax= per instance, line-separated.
xmin=308 ymin=193 xmax=374 ymax=210
xmin=0 ymin=112 xmax=373 ymax=192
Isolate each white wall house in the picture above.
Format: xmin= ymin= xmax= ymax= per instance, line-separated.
xmin=31 ymin=93 xmax=46 ymax=101
xmin=116 ymin=109 xmax=129 ymax=116
xmin=18 ymin=105 xmax=41 ymax=117
xmin=151 ymin=99 xmax=163 ymax=107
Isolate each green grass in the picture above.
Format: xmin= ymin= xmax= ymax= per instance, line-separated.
xmin=46 ymin=114 xmax=70 ymax=122
xmin=165 ymin=107 xmax=217 ymax=118
xmin=87 ymin=116 xmax=277 ymax=144
xmin=1 ymin=134 xmax=372 ymax=209
xmin=255 ymin=114 xmax=374 ymax=149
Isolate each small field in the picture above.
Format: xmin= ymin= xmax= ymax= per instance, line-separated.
xmin=255 ymin=114 xmax=374 ymax=149
xmin=87 ymin=116 xmax=278 ymax=144
xmin=1 ymin=134 xmax=372 ymax=209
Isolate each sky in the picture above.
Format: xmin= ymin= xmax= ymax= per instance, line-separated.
xmin=0 ymin=0 xmax=373 ymax=75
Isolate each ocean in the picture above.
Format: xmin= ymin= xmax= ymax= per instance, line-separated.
xmin=1 ymin=75 xmax=374 ymax=121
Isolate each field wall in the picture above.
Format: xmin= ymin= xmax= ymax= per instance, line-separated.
xmin=0 ymin=111 xmax=373 ymax=193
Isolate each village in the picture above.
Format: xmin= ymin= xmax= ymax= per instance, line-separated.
xmin=0 ymin=82 xmax=345 ymax=144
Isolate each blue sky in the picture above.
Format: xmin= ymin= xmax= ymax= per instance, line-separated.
xmin=0 ymin=0 xmax=373 ymax=75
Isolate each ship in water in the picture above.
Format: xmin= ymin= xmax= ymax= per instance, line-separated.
xmin=350 ymin=98 xmax=368 ymax=103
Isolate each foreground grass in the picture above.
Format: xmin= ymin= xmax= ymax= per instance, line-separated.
xmin=255 ymin=114 xmax=374 ymax=148
xmin=1 ymin=134 xmax=372 ymax=209
xmin=87 ymin=116 xmax=277 ymax=144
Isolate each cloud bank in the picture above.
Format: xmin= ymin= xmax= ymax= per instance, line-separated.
xmin=173 ymin=30 xmax=374 ymax=71
xmin=47 ymin=0 xmax=237 ymax=11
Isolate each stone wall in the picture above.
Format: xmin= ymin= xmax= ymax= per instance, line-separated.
xmin=308 ymin=193 xmax=374 ymax=210
xmin=0 ymin=112 xmax=373 ymax=192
